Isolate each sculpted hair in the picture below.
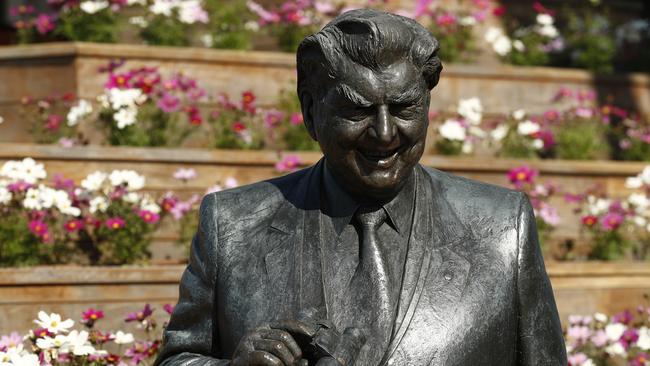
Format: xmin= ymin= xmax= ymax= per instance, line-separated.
xmin=296 ymin=9 xmax=442 ymax=100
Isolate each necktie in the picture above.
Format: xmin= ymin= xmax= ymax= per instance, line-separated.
xmin=341 ymin=206 xmax=393 ymax=364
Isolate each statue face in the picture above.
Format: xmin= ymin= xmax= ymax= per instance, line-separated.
xmin=313 ymin=60 xmax=429 ymax=201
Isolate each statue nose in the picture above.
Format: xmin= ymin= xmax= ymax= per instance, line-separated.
xmin=370 ymin=104 xmax=396 ymax=143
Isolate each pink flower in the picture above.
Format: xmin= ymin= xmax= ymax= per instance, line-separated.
xmin=492 ymin=6 xmax=506 ymax=17
xmin=163 ymin=304 xmax=174 ymax=315
xmin=289 ymin=112 xmax=303 ymax=125
xmin=552 ymin=87 xmax=573 ymax=102
xmin=538 ymin=204 xmax=560 ymax=226
xmin=574 ymin=107 xmax=593 ymax=119
xmin=591 ymin=330 xmax=608 ymax=347
xmin=173 ymin=168 xmax=197 ymax=181
xmin=35 ymin=14 xmax=56 ymax=35
xmin=9 ymin=5 xmax=36 ymax=17
xmin=170 ymin=195 xmax=200 ymax=220
xmin=567 ymin=353 xmax=588 ymax=365
xmin=413 ymin=0 xmax=433 ymax=18
xmin=435 ymin=13 xmax=457 ymax=27
xmin=581 ymin=215 xmax=598 ymax=227
xmin=58 ymin=137 xmax=76 ymax=148
xmin=105 ymin=72 xmax=133 ymax=89
xmin=64 ymin=219 xmax=84 ymax=233
xmin=29 ymin=220 xmax=49 ymax=237
xmin=46 ymin=114 xmax=63 ymax=131
xmin=620 ymin=328 xmax=639 ymax=350
xmin=81 ymin=308 xmax=104 ymax=327
xmin=532 ymin=1 xmax=555 ymax=16
xmin=247 ymin=1 xmax=281 ymax=25
xmin=275 ymin=155 xmax=302 ymax=173
xmin=0 ymin=332 xmax=23 ymax=351
xmin=631 ymin=352 xmax=650 ymax=366
xmin=8 ymin=181 xmax=33 ymax=192
xmin=507 ymin=166 xmax=538 ymax=188
xmin=105 ymin=217 xmax=126 ymax=230
xmin=600 ymin=212 xmax=623 ymax=231
xmin=157 ymin=93 xmax=181 ymax=113
xmin=567 ymin=326 xmax=591 ymax=343
xmin=138 ymin=210 xmax=160 ymax=224
xmin=264 ymin=109 xmax=286 ymax=128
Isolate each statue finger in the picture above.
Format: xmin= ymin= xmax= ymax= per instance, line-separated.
xmin=252 ymin=338 xmax=296 ymax=365
xmin=250 ymin=350 xmax=284 ymax=366
xmin=297 ymin=359 xmax=308 ymax=366
xmin=270 ymin=319 xmax=319 ymax=338
xmin=259 ymin=329 xmax=303 ymax=359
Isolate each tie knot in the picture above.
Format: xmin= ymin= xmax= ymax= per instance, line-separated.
xmin=354 ymin=206 xmax=387 ymax=230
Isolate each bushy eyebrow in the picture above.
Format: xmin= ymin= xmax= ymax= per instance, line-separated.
xmin=333 ymin=84 xmax=373 ymax=107
xmin=387 ymin=84 xmax=424 ymax=105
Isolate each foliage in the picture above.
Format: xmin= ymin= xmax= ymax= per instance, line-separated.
xmin=208 ymin=91 xmax=265 ymax=149
xmin=0 ymin=305 xmax=170 ymax=366
xmin=246 ymin=0 xmax=341 ymax=52
xmin=0 ymin=158 xmax=168 ymax=266
xmin=54 ymin=6 xmax=118 ymax=43
xmin=554 ymin=117 xmax=608 ymax=160
xmin=97 ymin=63 xmax=206 ymax=147
xmin=21 ymin=94 xmax=91 ymax=145
xmin=203 ymin=0 xmax=253 ymax=50
xmin=140 ymin=12 xmax=191 ymax=47
xmin=561 ymin=6 xmax=616 ymax=74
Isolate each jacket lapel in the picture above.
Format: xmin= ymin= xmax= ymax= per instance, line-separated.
xmin=382 ymin=167 xmax=473 ymax=364
xmin=266 ymin=160 xmax=327 ymax=318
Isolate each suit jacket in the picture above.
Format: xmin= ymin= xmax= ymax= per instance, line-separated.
xmin=156 ymin=161 xmax=567 ymax=365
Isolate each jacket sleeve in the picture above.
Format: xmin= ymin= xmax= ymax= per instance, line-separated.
xmin=516 ymin=194 xmax=567 ymax=365
xmin=156 ymin=193 xmax=229 ymax=366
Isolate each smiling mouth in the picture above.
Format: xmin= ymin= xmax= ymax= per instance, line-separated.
xmin=356 ymin=146 xmax=401 ymax=168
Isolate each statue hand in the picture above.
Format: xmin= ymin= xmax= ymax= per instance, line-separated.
xmin=232 ymin=325 xmax=307 ymax=366
xmin=272 ymin=319 xmax=366 ymax=365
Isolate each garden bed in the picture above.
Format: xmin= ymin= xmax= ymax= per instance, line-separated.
xmin=0 ymin=142 xmax=648 ymax=260
xmin=0 ymin=42 xmax=648 ymax=142
xmin=1 ymin=262 xmax=649 ymax=334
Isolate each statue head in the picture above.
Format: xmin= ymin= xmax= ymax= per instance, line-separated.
xmin=297 ymin=9 xmax=442 ymax=201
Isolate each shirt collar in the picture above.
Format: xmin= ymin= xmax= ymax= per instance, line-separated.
xmin=322 ymin=162 xmax=415 ymax=236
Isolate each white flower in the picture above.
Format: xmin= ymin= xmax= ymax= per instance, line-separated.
xmin=140 ymin=195 xmax=161 ymax=214
xmin=605 ymin=323 xmax=626 ymax=342
xmin=201 ymin=34 xmax=214 ymax=47
xmin=89 ymin=196 xmax=108 ymax=214
xmin=244 ymin=20 xmax=260 ymax=32
xmin=461 ymin=141 xmax=473 ymax=154
xmin=1 ymin=158 xmax=47 ymax=184
xmin=490 ymin=124 xmax=509 ymax=141
xmin=34 ymin=311 xmax=74 ymax=334
xmin=109 ymin=170 xmax=145 ymax=191
xmin=150 ymin=0 xmax=175 ymax=16
xmin=9 ymin=353 xmax=39 ymax=366
xmin=80 ymin=0 xmax=109 ymax=14
xmin=36 ymin=334 xmax=69 ymax=350
xmin=638 ymin=327 xmax=650 ymax=350
xmin=587 ymin=196 xmax=611 ymax=215
xmin=513 ymin=39 xmax=525 ymax=52
xmin=581 ymin=360 xmax=595 ymax=366
xmin=0 ymin=115 xmax=4 ymax=124
xmin=628 ymin=193 xmax=650 ymax=208
xmin=492 ymin=35 xmax=512 ymax=56
xmin=127 ymin=0 xmax=147 ymax=5
xmin=459 ymin=16 xmax=476 ymax=26
xmin=123 ymin=192 xmax=141 ymax=203
xmin=594 ymin=312 xmax=608 ymax=323
xmin=113 ymin=331 xmax=135 ymax=344
xmin=512 ymin=109 xmax=526 ymax=120
xmin=178 ymin=0 xmax=209 ymax=24
xmin=538 ymin=24 xmax=559 ymax=38
xmin=438 ymin=119 xmax=466 ymax=141
xmin=107 ymin=88 xmax=146 ymax=110
xmin=484 ymin=27 xmax=503 ymax=43
xmin=627 ymin=177 xmax=643 ymax=189
xmin=605 ymin=342 xmax=627 ymax=357
xmin=536 ymin=14 xmax=554 ymax=26
xmin=114 ymin=106 xmax=138 ymax=129
xmin=224 ymin=177 xmax=238 ymax=189
xmin=0 ymin=187 xmax=11 ymax=205
xmin=517 ymin=120 xmax=540 ymax=135
xmin=129 ymin=16 xmax=149 ymax=28
xmin=64 ymin=330 xmax=97 ymax=356
xmin=532 ymin=139 xmax=544 ymax=149
xmin=67 ymin=99 xmax=93 ymax=127
xmin=633 ymin=216 xmax=647 ymax=227
xmin=457 ymin=97 xmax=483 ymax=125
xmin=81 ymin=171 xmax=107 ymax=192
xmin=22 ymin=185 xmax=63 ymax=211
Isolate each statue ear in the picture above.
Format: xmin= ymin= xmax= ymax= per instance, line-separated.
xmin=299 ymin=91 xmax=318 ymax=142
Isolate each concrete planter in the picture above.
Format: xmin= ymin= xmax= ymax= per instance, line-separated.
xmin=1 ymin=262 xmax=649 ymax=334
xmin=0 ymin=42 xmax=648 ymax=142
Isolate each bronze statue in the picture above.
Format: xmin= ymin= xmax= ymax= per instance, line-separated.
xmin=156 ymin=9 xmax=567 ymax=366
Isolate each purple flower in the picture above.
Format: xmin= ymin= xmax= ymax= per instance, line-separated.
xmin=613 ymin=310 xmax=634 ymax=324
xmin=156 ymin=93 xmax=181 ymax=113
xmin=35 ymin=14 xmax=56 ymax=35
xmin=125 ymin=304 xmax=154 ymax=323
xmin=275 ymin=155 xmax=302 ymax=173
xmin=163 ymin=304 xmax=174 ymax=315
xmin=600 ymin=212 xmax=623 ymax=231
xmin=538 ymin=203 xmax=560 ymax=226
xmin=263 ymin=109 xmax=286 ymax=128
xmin=169 ymin=195 xmax=200 ymax=220
xmin=620 ymin=328 xmax=639 ymax=349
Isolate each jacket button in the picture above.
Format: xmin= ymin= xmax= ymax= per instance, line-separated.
xmin=443 ymin=272 xmax=453 ymax=281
